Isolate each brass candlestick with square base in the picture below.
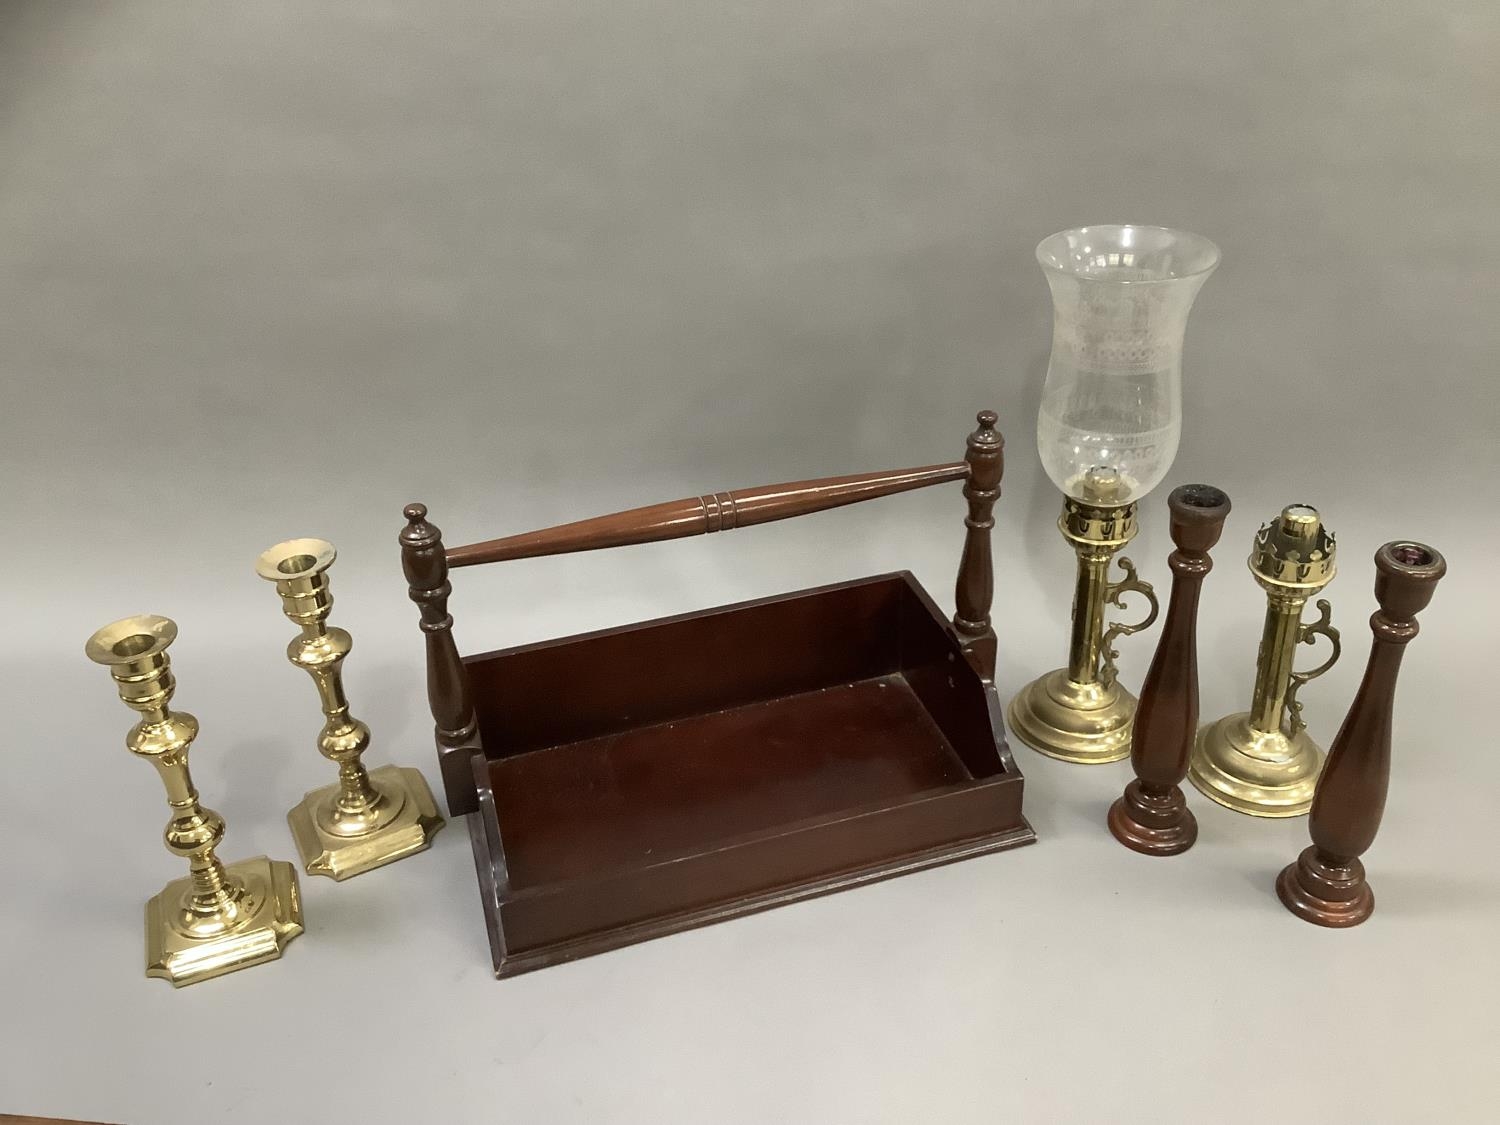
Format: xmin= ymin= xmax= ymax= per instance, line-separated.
xmin=257 ymin=538 xmax=443 ymax=880
xmin=86 ymin=614 xmax=303 ymax=986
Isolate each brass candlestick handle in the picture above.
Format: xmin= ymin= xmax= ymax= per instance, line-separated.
xmin=1190 ymin=504 xmax=1340 ymax=816
xmin=86 ymin=615 xmax=303 ymax=986
xmin=1008 ymin=490 xmax=1159 ymax=764
xmin=256 ymin=538 xmax=444 ymax=880
xmin=1284 ymin=599 xmax=1341 ymax=737
xmin=1098 ymin=556 xmax=1160 ymax=689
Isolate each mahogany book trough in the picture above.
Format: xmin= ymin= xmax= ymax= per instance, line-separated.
xmin=399 ymin=412 xmax=1035 ymax=977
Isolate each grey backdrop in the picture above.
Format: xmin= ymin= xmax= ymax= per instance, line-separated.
xmin=2 ymin=3 xmax=1497 ymax=1122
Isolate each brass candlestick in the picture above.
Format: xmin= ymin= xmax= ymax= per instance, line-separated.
xmin=1190 ymin=504 xmax=1340 ymax=816
xmin=86 ymin=615 xmax=303 ymax=986
xmin=256 ymin=538 xmax=443 ymax=880
xmin=1007 ymin=473 xmax=1160 ymax=763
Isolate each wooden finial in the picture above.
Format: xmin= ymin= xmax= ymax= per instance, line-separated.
xmin=1277 ymin=540 xmax=1446 ymax=926
xmin=1108 ymin=483 xmax=1232 ymax=855
xmin=953 ymin=410 xmax=1004 ymax=679
xmin=399 ymin=501 xmax=481 ymax=815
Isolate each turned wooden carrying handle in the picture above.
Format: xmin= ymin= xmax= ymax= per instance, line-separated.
xmin=403 ymin=410 xmax=1005 ymax=818
xmin=446 ymin=462 xmax=972 ymax=567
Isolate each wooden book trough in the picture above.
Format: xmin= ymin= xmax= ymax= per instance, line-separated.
xmin=400 ymin=411 xmax=1035 ymax=977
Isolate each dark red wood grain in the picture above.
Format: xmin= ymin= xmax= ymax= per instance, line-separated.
xmin=445 ymin=462 xmax=970 ymax=568
xmin=1108 ymin=483 xmax=1231 ymax=856
xmin=399 ymin=412 xmax=1032 ymax=975
xmin=1277 ymin=540 xmax=1446 ymax=926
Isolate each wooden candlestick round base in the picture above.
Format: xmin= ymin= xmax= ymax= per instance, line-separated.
xmin=1108 ymin=779 xmax=1199 ymax=856
xmin=1276 ymin=845 xmax=1373 ymax=927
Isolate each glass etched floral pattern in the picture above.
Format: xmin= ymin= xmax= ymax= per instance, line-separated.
xmin=1035 ymin=225 xmax=1219 ymax=505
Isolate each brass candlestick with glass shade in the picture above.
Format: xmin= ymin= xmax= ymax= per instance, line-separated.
xmin=1007 ymin=225 xmax=1220 ymax=763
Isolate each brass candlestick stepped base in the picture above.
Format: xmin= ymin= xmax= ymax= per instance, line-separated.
xmin=257 ymin=539 xmax=444 ymax=880
xmin=86 ymin=615 xmax=303 ymax=986
xmin=1191 ymin=505 xmax=1340 ymax=817
xmin=1008 ymin=489 xmax=1159 ymax=763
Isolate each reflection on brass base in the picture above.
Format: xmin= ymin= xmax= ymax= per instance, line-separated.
xmin=1107 ymin=779 xmax=1198 ymax=856
xmin=1006 ymin=669 xmax=1138 ymax=763
xmin=1190 ymin=713 xmax=1324 ymax=817
xmin=145 ymin=855 xmax=303 ymax=987
xmin=1276 ymin=846 xmax=1373 ymax=928
xmin=288 ymin=764 xmax=444 ymax=880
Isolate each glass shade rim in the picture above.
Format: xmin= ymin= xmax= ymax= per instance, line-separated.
xmin=1036 ymin=224 xmax=1221 ymax=284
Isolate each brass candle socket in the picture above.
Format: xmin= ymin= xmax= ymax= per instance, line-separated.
xmin=1190 ymin=505 xmax=1340 ymax=816
xmin=256 ymin=538 xmax=443 ymax=880
xmin=86 ymin=615 xmax=303 ymax=986
xmin=1007 ymin=487 xmax=1160 ymax=764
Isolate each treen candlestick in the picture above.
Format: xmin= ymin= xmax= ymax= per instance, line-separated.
xmin=1277 ymin=541 xmax=1446 ymax=927
xmin=256 ymin=538 xmax=444 ymax=880
xmin=86 ymin=614 xmax=303 ymax=986
xmin=1191 ymin=504 xmax=1341 ymax=816
xmin=1108 ymin=484 xmax=1231 ymax=855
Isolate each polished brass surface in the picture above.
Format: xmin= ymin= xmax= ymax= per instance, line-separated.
xmin=1190 ymin=504 xmax=1340 ymax=816
xmin=86 ymin=614 xmax=303 ymax=986
xmin=257 ymin=539 xmax=444 ymax=879
xmin=1007 ymin=497 xmax=1159 ymax=763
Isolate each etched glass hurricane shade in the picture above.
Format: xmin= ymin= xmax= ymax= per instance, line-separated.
xmin=1035 ymin=225 xmax=1220 ymax=506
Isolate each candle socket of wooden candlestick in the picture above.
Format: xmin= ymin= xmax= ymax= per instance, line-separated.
xmin=86 ymin=615 xmax=303 ymax=986
xmin=1109 ymin=484 xmax=1231 ymax=855
xmin=1191 ymin=504 xmax=1341 ymax=817
xmin=256 ymin=538 xmax=444 ymax=880
xmin=1277 ymin=540 xmax=1445 ymax=927
xmin=1007 ymin=487 xmax=1160 ymax=763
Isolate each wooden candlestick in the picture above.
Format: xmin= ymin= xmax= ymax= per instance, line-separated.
xmin=1277 ymin=540 xmax=1446 ymax=926
xmin=1108 ymin=484 xmax=1232 ymax=855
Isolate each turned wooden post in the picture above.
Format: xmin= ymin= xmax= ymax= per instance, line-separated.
xmin=400 ymin=502 xmax=482 ymax=816
xmin=1277 ymin=540 xmax=1446 ymax=927
xmin=1108 ymin=484 xmax=1232 ymax=855
xmin=953 ymin=410 xmax=1003 ymax=680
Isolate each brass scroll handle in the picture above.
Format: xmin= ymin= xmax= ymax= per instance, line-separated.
xmin=1098 ymin=557 xmax=1160 ymax=688
xmin=1285 ymin=598 xmax=1341 ymax=737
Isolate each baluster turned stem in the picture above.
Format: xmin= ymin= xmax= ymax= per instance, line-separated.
xmin=401 ymin=503 xmax=482 ymax=815
xmin=953 ymin=410 xmax=1003 ymax=679
xmin=1108 ymin=484 xmax=1232 ymax=855
xmin=1276 ymin=540 xmax=1446 ymax=926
